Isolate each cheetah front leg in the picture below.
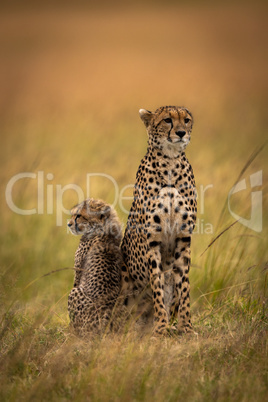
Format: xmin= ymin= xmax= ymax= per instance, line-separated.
xmin=147 ymin=240 xmax=170 ymax=335
xmin=171 ymin=236 xmax=194 ymax=333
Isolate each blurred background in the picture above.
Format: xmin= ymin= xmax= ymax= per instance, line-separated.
xmin=0 ymin=0 xmax=267 ymax=311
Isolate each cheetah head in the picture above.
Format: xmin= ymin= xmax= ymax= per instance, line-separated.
xmin=67 ymin=198 xmax=122 ymax=243
xmin=139 ymin=106 xmax=193 ymax=155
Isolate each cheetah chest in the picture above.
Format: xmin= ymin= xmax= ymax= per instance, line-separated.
xmin=152 ymin=187 xmax=187 ymax=252
xmin=150 ymin=187 xmax=189 ymax=317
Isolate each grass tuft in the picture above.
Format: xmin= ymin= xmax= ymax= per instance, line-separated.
xmin=1 ymin=2 xmax=267 ymax=400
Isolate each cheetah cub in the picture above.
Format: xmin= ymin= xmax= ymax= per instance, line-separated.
xmin=67 ymin=198 xmax=123 ymax=336
xmin=121 ymin=106 xmax=197 ymax=336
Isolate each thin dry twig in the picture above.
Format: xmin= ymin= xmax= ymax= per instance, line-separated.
xmin=1 ymin=267 xmax=75 ymax=325
xmin=192 ymin=278 xmax=259 ymax=308
xmin=215 ymin=142 xmax=266 ymax=232
xmin=23 ymin=267 xmax=75 ymax=291
xmin=200 ymin=219 xmax=240 ymax=257
xmin=233 ymin=142 xmax=267 ymax=187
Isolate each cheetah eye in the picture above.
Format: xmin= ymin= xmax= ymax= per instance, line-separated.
xmin=184 ymin=118 xmax=190 ymax=124
xmin=75 ymin=214 xmax=81 ymax=219
xmin=164 ymin=118 xmax=172 ymax=124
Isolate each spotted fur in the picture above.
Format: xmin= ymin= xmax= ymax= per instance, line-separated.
xmin=121 ymin=106 xmax=197 ymax=335
xmin=67 ymin=198 xmax=123 ymax=336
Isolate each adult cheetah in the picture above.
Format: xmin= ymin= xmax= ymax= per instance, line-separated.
xmin=121 ymin=106 xmax=197 ymax=335
xmin=67 ymin=198 xmax=123 ymax=336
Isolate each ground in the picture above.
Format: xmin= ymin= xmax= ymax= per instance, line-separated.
xmin=0 ymin=1 xmax=267 ymax=401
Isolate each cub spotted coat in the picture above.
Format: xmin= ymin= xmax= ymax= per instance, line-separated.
xmin=68 ymin=198 xmax=122 ymax=336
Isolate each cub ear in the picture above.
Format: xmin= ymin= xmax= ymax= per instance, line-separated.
xmin=99 ymin=205 xmax=111 ymax=220
xmin=139 ymin=109 xmax=153 ymax=128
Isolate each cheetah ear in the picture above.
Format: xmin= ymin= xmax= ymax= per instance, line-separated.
xmin=139 ymin=109 xmax=153 ymax=128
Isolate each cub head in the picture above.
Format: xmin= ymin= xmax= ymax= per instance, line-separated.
xmin=67 ymin=198 xmax=122 ymax=244
xmin=139 ymin=106 xmax=193 ymax=154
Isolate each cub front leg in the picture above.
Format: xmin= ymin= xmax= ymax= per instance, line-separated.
xmin=171 ymin=236 xmax=194 ymax=333
xmin=147 ymin=239 xmax=169 ymax=334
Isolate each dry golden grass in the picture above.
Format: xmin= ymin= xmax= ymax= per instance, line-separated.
xmin=0 ymin=1 xmax=267 ymax=401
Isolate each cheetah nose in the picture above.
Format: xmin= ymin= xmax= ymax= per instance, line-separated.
xmin=176 ymin=130 xmax=186 ymax=138
xmin=67 ymin=221 xmax=72 ymax=227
